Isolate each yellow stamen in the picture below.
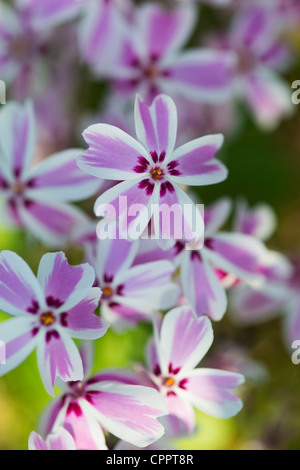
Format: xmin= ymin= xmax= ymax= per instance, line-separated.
xmin=40 ymin=312 xmax=55 ymax=326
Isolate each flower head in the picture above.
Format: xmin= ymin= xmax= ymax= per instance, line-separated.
xmin=0 ymin=250 xmax=108 ymax=395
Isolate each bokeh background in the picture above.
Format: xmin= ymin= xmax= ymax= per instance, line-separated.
xmin=0 ymin=1 xmax=300 ymax=450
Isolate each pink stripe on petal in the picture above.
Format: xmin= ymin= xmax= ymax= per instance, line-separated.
xmin=171 ymin=134 xmax=227 ymax=186
xmin=84 ymin=383 xmax=167 ymax=448
xmin=159 ymin=306 xmax=214 ymax=373
xmin=207 ymin=232 xmax=266 ymax=280
xmin=28 ymin=149 xmax=100 ymax=202
xmin=62 ymin=398 xmax=107 ymax=450
xmin=167 ymin=51 xmax=235 ymax=102
xmin=0 ymin=316 xmax=38 ymax=376
xmin=140 ymin=3 xmax=195 ymax=59
xmin=63 ymin=289 xmax=108 ymax=340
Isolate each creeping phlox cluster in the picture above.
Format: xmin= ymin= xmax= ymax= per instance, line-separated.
xmin=0 ymin=0 xmax=298 ymax=451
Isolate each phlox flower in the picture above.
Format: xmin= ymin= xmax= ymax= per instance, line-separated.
xmin=0 ymin=101 xmax=100 ymax=246
xmin=228 ymin=200 xmax=293 ymax=326
xmin=0 ymin=250 xmax=108 ymax=395
xmin=78 ymin=0 xmax=133 ymax=73
xmin=86 ymin=235 xmax=180 ymax=330
xmin=29 ymin=427 xmax=76 ymax=450
xmin=41 ymin=343 xmax=168 ymax=450
xmin=78 ymin=94 xmax=228 ymax=243
xmin=94 ymin=307 xmax=245 ymax=436
xmin=104 ymin=3 xmax=235 ymax=104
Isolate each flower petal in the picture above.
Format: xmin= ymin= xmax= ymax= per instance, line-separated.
xmin=171 ymin=134 xmax=227 ymax=186
xmin=0 ymin=101 xmax=35 ymax=181
xmin=137 ymin=3 xmax=196 ymax=59
xmin=135 ymin=94 xmax=177 ymax=159
xmin=181 ymin=251 xmax=228 ymax=321
xmin=165 ymin=50 xmax=236 ymax=103
xmin=27 ymin=149 xmax=101 ymax=202
xmin=0 ymin=316 xmax=38 ymax=376
xmin=206 ymin=232 xmax=266 ymax=281
xmin=37 ymin=252 xmax=96 ymax=312
xmin=62 ymin=289 xmax=108 ymax=340
xmin=37 ymin=329 xmax=84 ymax=396
xmin=82 ymin=382 xmax=168 ymax=448
xmin=18 ymin=199 xmax=89 ymax=247
xmin=182 ymin=368 xmax=244 ymax=419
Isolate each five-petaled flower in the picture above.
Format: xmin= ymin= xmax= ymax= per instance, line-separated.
xmin=0 ymin=250 xmax=108 ymax=395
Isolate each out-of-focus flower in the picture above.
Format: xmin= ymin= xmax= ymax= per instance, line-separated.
xmin=29 ymin=427 xmax=76 ymax=450
xmin=209 ymin=6 xmax=294 ymax=128
xmin=0 ymin=0 xmax=82 ymax=99
xmin=0 ymin=101 xmax=100 ymax=246
xmin=0 ymin=250 xmax=108 ymax=395
xmin=95 ymin=307 xmax=245 ymax=436
xmin=41 ymin=343 xmax=168 ymax=449
xmin=229 ymin=199 xmax=293 ymax=326
xmin=78 ymin=94 xmax=228 ymax=242
xmin=86 ymin=236 xmax=180 ymax=330
xmin=91 ymin=3 xmax=236 ymax=104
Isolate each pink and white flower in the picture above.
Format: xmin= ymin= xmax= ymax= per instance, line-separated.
xmin=0 ymin=101 xmax=100 ymax=246
xmin=0 ymin=0 xmax=82 ymax=98
xmin=41 ymin=343 xmax=168 ymax=449
xmin=29 ymin=427 xmax=77 ymax=450
xmin=0 ymin=250 xmax=108 ymax=395
xmin=86 ymin=236 xmax=180 ymax=330
xmin=95 ymin=307 xmax=245 ymax=436
xmin=78 ymin=94 xmax=228 ymax=243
